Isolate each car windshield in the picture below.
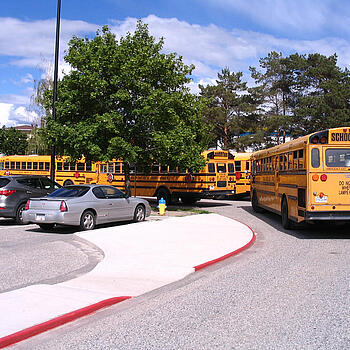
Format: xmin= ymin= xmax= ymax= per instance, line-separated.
xmin=48 ymin=186 xmax=90 ymax=198
xmin=0 ymin=178 xmax=10 ymax=188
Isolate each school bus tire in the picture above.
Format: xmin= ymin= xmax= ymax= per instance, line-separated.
xmin=156 ymin=187 xmax=171 ymax=205
xmin=251 ymin=190 xmax=264 ymax=213
xmin=281 ymin=197 xmax=292 ymax=230
xmin=63 ymin=179 xmax=74 ymax=186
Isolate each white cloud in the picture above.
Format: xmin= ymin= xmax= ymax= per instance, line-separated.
xmin=110 ymin=15 xmax=350 ymax=81
xmin=0 ymin=103 xmax=39 ymax=127
xmin=0 ymin=17 xmax=98 ymax=69
xmin=0 ymin=103 xmax=12 ymax=126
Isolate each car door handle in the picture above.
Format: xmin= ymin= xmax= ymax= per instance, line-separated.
xmin=108 ymin=203 xmax=113 ymax=206
xmin=26 ymin=191 xmax=32 ymax=194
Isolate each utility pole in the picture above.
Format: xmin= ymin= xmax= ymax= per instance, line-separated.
xmin=50 ymin=0 xmax=61 ymax=181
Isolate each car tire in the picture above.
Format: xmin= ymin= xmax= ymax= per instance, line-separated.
xmin=281 ymin=197 xmax=292 ymax=230
xmin=80 ymin=210 xmax=96 ymax=231
xmin=133 ymin=204 xmax=146 ymax=222
xmin=15 ymin=203 xmax=26 ymax=224
xmin=38 ymin=223 xmax=55 ymax=231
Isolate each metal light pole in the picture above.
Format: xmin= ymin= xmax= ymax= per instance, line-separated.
xmin=50 ymin=0 xmax=61 ymax=181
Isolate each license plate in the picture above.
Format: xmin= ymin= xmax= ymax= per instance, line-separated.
xmin=315 ymin=196 xmax=328 ymax=203
xmin=36 ymin=214 xmax=45 ymax=221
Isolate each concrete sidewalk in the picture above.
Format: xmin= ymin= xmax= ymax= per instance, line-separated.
xmin=0 ymin=213 xmax=254 ymax=346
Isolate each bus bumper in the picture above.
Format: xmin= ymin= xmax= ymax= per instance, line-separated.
xmin=305 ymin=211 xmax=350 ymax=221
xmin=200 ymin=190 xmax=235 ymax=198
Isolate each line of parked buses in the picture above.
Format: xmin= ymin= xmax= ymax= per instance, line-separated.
xmin=1 ymin=126 xmax=350 ymax=229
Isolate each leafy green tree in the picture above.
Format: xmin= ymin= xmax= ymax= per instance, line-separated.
xmin=199 ymin=68 xmax=252 ymax=150
xmin=0 ymin=127 xmax=28 ymax=155
xmin=27 ymin=126 xmax=50 ymax=155
xmin=44 ymin=22 xmax=209 ymax=195
xmin=285 ymin=53 xmax=350 ymax=135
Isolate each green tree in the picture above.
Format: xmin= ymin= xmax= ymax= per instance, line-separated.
xmin=249 ymin=51 xmax=293 ymax=145
xmin=27 ymin=126 xmax=50 ymax=155
xmin=45 ymin=22 xmax=209 ymax=195
xmin=199 ymin=68 xmax=252 ymax=150
xmin=0 ymin=127 xmax=28 ymax=155
xmin=285 ymin=53 xmax=350 ymax=135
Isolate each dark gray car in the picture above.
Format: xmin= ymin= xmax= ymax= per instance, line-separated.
xmin=0 ymin=175 xmax=61 ymax=224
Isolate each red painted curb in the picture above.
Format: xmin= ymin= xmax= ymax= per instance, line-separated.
xmin=193 ymin=220 xmax=256 ymax=271
xmin=0 ymin=296 xmax=131 ymax=349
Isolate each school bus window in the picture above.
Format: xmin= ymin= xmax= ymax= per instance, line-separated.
xmin=152 ymin=164 xmax=159 ymax=174
xmin=228 ymin=163 xmax=234 ymax=173
xmin=246 ymin=161 xmax=250 ymax=171
xmin=64 ymin=163 xmax=69 ymax=171
xmin=69 ymin=163 xmax=75 ymax=171
xmin=0 ymin=162 xmax=3 ymax=170
xmin=57 ymin=162 xmax=63 ymax=171
xmin=5 ymin=162 xmax=9 ymax=169
xmin=86 ymin=162 xmax=92 ymax=172
xmin=21 ymin=162 xmax=26 ymax=170
xmin=217 ymin=163 xmax=226 ymax=173
xmin=39 ymin=162 xmax=44 ymax=170
xmin=10 ymin=162 xmax=15 ymax=169
xmin=100 ymin=164 xmax=107 ymax=173
xmin=44 ymin=162 xmax=49 ymax=171
xmin=235 ymin=161 xmax=241 ymax=171
xmin=311 ymin=148 xmax=320 ymax=168
xmin=77 ymin=163 xmax=85 ymax=171
xmin=108 ymin=163 xmax=114 ymax=173
xmin=16 ymin=162 xmax=20 ymax=170
xmin=27 ymin=162 xmax=32 ymax=170
xmin=160 ymin=165 xmax=168 ymax=173
xmin=168 ymin=165 xmax=176 ymax=173
xmin=33 ymin=162 xmax=38 ymax=170
xmin=129 ymin=164 xmax=135 ymax=174
xmin=115 ymin=163 xmax=121 ymax=173
xmin=326 ymin=149 xmax=350 ymax=167
xmin=208 ymin=163 xmax=215 ymax=173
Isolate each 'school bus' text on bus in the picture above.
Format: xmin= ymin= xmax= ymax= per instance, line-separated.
xmin=0 ymin=150 xmax=236 ymax=205
xmin=250 ymin=127 xmax=350 ymax=228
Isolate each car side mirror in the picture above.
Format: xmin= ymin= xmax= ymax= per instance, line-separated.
xmin=124 ymin=193 xmax=130 ymax=199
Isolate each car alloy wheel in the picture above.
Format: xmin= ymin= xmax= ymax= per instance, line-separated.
xmin=80 ymin=210 xmax=96 ymax=230
xmin=134 ymin=205 xmax=145 ymax=222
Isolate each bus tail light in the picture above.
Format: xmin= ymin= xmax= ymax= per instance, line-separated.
xmin=60 ymin=201 xmax=68 ymax=212
xmin=236 ymin=172 xmax=242 ymax=180
xmin=320 ymin=174 xmax=327 ymax=181
xmin=25 ymin=200 xmax=30 ymax=210
xmin=311 ymin=136 xmax=319 ymax=144
xmin=320 ymin=136 xmax=327 ymax=144
xmin=0 ymin=190 xmax=15 ymax=196
xmin=312 ymin=174 xmax=319 ymax=181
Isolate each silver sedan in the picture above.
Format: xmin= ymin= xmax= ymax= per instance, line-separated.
xmin=22 ymin=184 xmax=151 ymax=231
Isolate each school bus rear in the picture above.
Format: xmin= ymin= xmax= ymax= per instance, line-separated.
xmin=307 ymin=128 xmax=350 ymax=220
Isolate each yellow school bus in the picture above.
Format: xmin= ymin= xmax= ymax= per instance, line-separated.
xmin=0 ymin=155 xmax=99 ymax=186
xmin=122 ymin=150 xmax=236 ymax=204
xmin=229 ymin=152 xmax=252 ymax=197
xmin=250 ymin=127 xmax=350 ymax=228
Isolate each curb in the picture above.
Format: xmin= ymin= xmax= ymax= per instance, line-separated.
xmin=0 ymin=219 xmax=256 ymax=348
xmin=0 ymin=296 xmax=130 ymax=349
xmin=194 ymin=221 xmax=255 ymax=270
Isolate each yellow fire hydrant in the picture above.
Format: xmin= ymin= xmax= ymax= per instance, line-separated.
xmin=157 ymin=197 xmax=167 ymax=216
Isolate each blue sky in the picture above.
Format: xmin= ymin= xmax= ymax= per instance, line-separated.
xmin=1 ymin=0 xmax=349 ymax=126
